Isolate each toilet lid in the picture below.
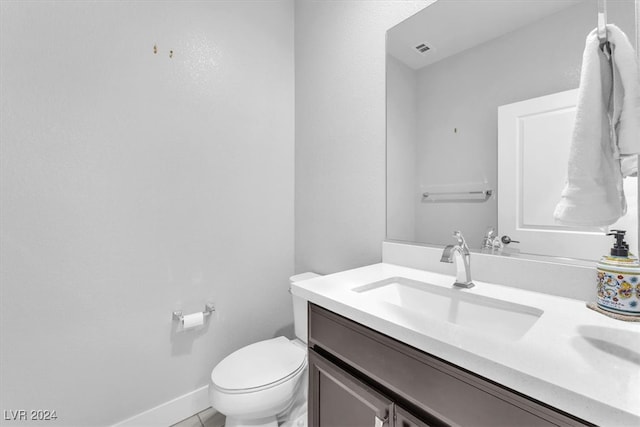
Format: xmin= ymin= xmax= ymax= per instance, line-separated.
xmin=211 ymin=336 xmax=306 ymax=391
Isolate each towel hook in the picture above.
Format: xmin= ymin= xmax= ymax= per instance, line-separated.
xmin=597 ymin=0 xmax=608 ymax=44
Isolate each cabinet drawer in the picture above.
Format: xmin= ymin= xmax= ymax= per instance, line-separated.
xmin=309 ymin=304 xmax=589 ymax=427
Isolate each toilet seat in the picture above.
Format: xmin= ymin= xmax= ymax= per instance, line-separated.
xmin=211 ymin=337 xmax=306 ymax=394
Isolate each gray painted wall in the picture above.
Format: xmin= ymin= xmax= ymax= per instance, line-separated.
xmin=386 ymin=55 xmax=418 ymax=243
xmin=0 ymin=1 xmax=294 ymax=425
xmin=294 ymin=0 xmax=427 ymax=275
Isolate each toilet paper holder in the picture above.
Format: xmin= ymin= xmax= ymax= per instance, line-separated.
xmin=172 ymin=303 xmax=216 ymax=323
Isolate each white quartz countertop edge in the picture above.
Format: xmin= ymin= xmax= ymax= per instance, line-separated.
xmin=291 ymin=263 xmax=640 ymax=427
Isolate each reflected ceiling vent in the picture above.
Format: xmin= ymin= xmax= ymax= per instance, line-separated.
xmin=414 ymin=43 xmax=431 ymax=54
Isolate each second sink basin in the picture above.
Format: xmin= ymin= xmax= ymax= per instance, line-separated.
xmin=352 ymin=277 xmax=543 ymax=340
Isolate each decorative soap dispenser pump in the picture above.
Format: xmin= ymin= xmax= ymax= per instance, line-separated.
xmin=596 ymin=230 xmax=640 ymax=316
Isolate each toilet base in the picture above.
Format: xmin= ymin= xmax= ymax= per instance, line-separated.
xmin=225 ymin=415 xmax=277 ymax=427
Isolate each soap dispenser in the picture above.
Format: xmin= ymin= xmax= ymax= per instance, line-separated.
xmin=596 ymin=230 xmax=640 ymax=316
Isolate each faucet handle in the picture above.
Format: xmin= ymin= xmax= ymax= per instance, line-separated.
xmin=484 ymin=227 xmax=496 ymax=239
xmin=453 ymin=230 xmax=465 ymax=246
xmin=482 ymin=227 xmax=496 ymax=249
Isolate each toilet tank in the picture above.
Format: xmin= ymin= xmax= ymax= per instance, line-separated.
xmin=290 ymin=272 xmax=321 ymax=344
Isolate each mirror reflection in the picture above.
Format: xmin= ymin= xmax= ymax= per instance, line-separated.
xmin=386 ymin=0 xmax=638 ymax=261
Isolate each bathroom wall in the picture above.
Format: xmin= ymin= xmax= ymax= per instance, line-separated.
xmin=386 ymin=55 xmax=418 ymax=243
xmin=294 ymin=0 xmax=430 ymax=275
xmin=0 ymin=1 xmax=294 ymax=425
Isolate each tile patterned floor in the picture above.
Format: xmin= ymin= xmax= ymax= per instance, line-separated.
xmin=170 ymin=407 xmax=225 ymax=427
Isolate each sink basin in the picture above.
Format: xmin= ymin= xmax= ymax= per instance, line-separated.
xmin=352 ymin=277 xmax=543 ymax=340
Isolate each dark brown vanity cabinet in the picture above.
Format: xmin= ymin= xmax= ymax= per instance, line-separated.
xmin=308 ymin=303 xmax=590 ymax=427
xmin=309 ymin=349 xmax=428 ymax=427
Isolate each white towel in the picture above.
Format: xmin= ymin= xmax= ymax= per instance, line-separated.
xmin=608 ymin=25 xmax=640 ymax=176
xmin=554 ymin=25 xmax=639 ymax=226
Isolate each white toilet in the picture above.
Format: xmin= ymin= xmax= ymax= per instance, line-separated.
xmin=209 ymin=273 xmax=319 ymax=427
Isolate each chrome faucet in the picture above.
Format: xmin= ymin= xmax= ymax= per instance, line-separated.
xmin=481 ymin=227 xmax=497 ymax=249
xmin=440 ymin=231 xmax=474 ymax=288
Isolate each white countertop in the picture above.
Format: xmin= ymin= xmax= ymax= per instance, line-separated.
xmin=291 ymin=263 xmax=640 ymax=426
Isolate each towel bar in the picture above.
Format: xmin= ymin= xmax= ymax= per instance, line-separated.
xmin=421 ymin=189 xmax=492 ymax=203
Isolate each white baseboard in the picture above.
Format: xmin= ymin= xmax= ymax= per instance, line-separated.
xmin=112 ymin=385 xmax=212 ymax=427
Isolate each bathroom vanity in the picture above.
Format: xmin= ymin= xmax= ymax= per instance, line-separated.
xmin=371 ymin=0 xmax=640 ymax=423
xmin=308 ymin=304 xmax=585 ymax=426
xmin=292 ymin=260 xmax=640 ymax=426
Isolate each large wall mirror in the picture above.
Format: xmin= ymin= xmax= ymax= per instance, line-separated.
xmin=386 ymin=0 xmax=638 ymax=261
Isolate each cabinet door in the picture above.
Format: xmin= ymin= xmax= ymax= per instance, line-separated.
xmin=309 ymin=349 xmax=393 ymax=427
xmin=395 ymin=406 xmax=431 ymax=427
